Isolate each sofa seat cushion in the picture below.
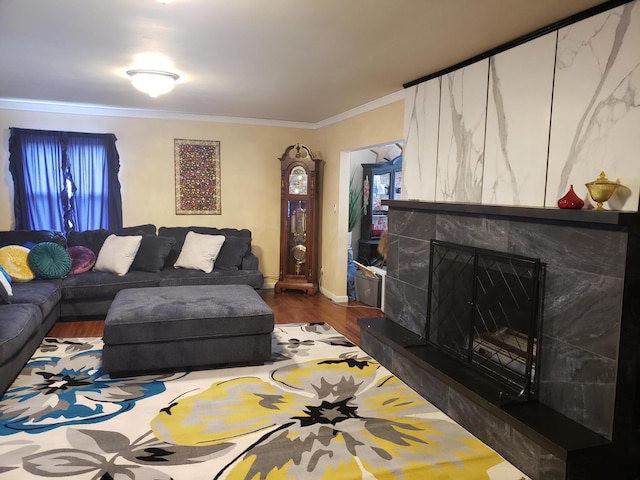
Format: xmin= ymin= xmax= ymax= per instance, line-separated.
xmin=159 ymin=267 xmax=264 ymax=289
xmin=0 ymin=304 xmax=41 ymax=364
xmin=10 ymin=281 xmax=62 ymax=319
xmin=60 ymin=270 xmax=160 ymax=301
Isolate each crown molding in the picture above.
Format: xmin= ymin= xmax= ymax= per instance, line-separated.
xmin=0 ymin=90 xmax=405 ymax=130
xmin=0 ymin=98 xmax=315 ymax=129
xmin=314 ymin=90 xmax=405 ymax=129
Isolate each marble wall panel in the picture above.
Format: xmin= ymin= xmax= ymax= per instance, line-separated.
xmin=386 ymin=205 xmax=628 ymax=440
xmin=506 ymin=221 xmax=627 ymax=276
xmin=446 ymin=388 xmax=552 ymax=480
xmin=538 ymin=334 xmax=617 ymax=437
xmin=436 ymin=60 xmax=489 ymax=202
xmin=359 ymin=334 xmax=393 ymax=370
xmin=388 ymin=209 xmax=436 ymax=240
xmin=435 ymin=213 xmax=510 ymax=252
xmin=537 ymin=453 xmax=567 ymax=480
xmin=546 ymin=2 xmax=640 ymax=211
xmin=483 ymin=33 xmax=556 ymax=207
xmin=390 ymin=351 xmax=450 ymax=412
xmin=403 ymin=79 xmax=441 ymax=201
xmin=384 ymin=276 xmax=428 ymax=337
xmin=397 ymin=236 xmax=430 ymax=291
xmin=386 ymin=233 xmax=399 ymax=279
xmin=543 ymin=266 xmax=623 ymax=359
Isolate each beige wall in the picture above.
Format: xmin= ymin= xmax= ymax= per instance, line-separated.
xmin=0 ymin=109 xmax=314 ymax=287
xmin=0 ymin=102 xmax=402 ymax=298
xmin=314 ymin=101 xmax=404 ymax=298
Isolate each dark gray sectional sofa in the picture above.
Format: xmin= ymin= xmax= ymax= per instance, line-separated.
xmin=0 ymin=225 xmax=264 ymax=397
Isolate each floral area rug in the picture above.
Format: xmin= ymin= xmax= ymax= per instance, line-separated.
xmin=0 ymin=323 xmax=528 ymax=479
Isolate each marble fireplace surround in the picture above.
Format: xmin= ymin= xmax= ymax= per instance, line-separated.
xmin=358 ymin=200 xmax=640 ymax=479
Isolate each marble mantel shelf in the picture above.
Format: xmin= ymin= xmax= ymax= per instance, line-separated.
xmin=384 ymin=200 xmax=638 ymax=226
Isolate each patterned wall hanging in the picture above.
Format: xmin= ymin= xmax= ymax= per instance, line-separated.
xmin=174 ymin=139 xmax=221 ymax=214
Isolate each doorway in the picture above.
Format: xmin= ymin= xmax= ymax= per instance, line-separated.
xmin=344 ymin=141 xmax=403 ymax=301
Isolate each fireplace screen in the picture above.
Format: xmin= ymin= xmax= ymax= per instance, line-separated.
xmin=427 ymin=240 xmax=542 ymax=402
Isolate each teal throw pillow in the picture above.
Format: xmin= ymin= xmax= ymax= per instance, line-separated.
xmin=27 ymin=242 xmax=72 ymax=279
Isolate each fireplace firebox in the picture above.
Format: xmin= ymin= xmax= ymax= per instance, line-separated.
xmin=426 ymin=240 xmax=543 ymax=403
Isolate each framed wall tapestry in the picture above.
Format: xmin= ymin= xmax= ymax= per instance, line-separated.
xmin=174 ymin=138 xmax=221 ymax=214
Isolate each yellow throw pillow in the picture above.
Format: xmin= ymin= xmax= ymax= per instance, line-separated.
xmin=0 ymin=245 xmax=35 ymax=282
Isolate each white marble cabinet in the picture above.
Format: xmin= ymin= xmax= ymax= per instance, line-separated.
xmin=546 ymin=2 xmax=640 ymax=210
xmin=436 ymin=59 xmax=489 ymax=202
xmin=403 ymin=1 xmax=640 ymax=212
xmin=403 ymin=78 xmax=441 ymax=201
xmin=482 ymin=33 xmax=556 ymax=207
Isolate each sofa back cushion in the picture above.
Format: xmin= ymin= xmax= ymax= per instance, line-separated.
xmin=130 ymin=235 xmax=176 ymax=273
xmin=214 ymin=236 xmax=252 ymax=270
xmin=0 ymin=230 xmax=66 ymax=248
xmin=67 ymin=225 xmax=158 ymax=255
xmin=158 ymin=227 xmax=252 ymax=269
xmin=67 ymin=229 xmax=111 ymax=256
xmin=114 ymin=224 xmax=157 ymax=236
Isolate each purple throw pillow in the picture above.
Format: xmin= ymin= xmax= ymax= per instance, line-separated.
xmin=66 ymin=246 xmax=96 ymax=275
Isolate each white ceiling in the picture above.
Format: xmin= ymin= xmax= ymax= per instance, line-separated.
xmin=0 ymin=0 xmax=610 ymax=124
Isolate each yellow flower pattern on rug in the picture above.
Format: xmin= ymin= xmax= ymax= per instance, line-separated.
xmin=152 ymin=356 xmax=504 ymax=479
xmin=0 ymin=324 xmax=527 ymax=479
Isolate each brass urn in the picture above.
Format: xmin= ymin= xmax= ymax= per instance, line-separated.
xmin=585 ymin=171 xmax=619 ymax=210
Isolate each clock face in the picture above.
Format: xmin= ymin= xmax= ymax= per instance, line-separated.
xmin=291 ymin=244 xmax=306 ymax=263
xmin=289 ymin=166 xmax=308 ymax=195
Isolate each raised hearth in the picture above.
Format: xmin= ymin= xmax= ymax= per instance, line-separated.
xmin=358 ymin=200 xmax=640 ymax=480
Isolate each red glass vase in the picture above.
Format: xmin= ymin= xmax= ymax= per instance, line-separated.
xmin=557 ymin=185 xmax=584 ymax=209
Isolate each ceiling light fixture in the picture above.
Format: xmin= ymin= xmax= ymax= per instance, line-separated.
xmin=126 ymin=69 xmax=179 ymax=98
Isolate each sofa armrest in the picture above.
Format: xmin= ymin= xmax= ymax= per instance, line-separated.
xmin=241 ymin=252 xmax=259 ymax=271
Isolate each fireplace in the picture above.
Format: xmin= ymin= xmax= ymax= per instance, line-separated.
xmin=426 ymin=240 xmax=542 ymax=403
xmin=358 ymin=200 xmax=640 ymax=480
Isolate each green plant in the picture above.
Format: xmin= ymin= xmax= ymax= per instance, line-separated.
xmin=348 ymin=173 xmax=363 ymax=232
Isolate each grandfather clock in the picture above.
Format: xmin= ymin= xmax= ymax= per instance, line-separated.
xmin=275 ymin=144 xmax=321 ymax=295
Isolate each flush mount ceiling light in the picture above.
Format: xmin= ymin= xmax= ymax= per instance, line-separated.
xmin=126 ymin=69 xmax=179 ymax=98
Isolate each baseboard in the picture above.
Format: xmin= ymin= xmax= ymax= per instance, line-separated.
xmin=263 ymin=282 xmax=347 ymax=303
xmin=320 ymin=286 xmax=348 ymax=304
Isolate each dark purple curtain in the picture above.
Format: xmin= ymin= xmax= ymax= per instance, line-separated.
xmin=9 ymin=128 xmax=123 ymax=232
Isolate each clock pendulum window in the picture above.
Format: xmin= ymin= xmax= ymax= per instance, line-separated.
xmin=275 ymin=144 xmax=321 ymax=295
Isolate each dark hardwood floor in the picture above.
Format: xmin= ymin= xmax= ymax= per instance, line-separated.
xmin=47 ymin=290 xmax=384 ymax=346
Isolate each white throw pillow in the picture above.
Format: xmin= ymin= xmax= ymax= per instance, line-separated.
xmin=94 ymin=234 xmax=143 ymax=276
xmin=174 ymin=232 xmax=226 ymax=273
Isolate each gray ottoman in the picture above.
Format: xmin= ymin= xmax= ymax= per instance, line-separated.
xmin=102 ymin=285 xmax=274 ymax=376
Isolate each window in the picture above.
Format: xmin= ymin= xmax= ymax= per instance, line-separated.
xmin=9 ymin=128 xmax=123 ymax=233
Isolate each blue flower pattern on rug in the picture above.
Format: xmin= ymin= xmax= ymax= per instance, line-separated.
xmin=0 ymin=338 xmax=181 ymax=435
xmin=0 ymin=324 xmax=529 ymax=479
